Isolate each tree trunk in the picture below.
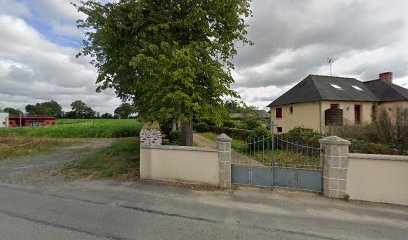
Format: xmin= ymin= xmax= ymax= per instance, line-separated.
xmin=181 ymin=119 xmax=193 ymax=146
xmin=172 ymin=119 xmax=177 ymax=131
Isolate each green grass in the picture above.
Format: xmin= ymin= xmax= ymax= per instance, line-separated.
xmin=61 ymin=138 xmax=140 ymax=179
xmin=0 ymin=136 xmax=79 ymax=160
xmin=0 ymin=119 xmax=143 ymax=138
xmin=198 ymin=132 xmax=320 ymax=168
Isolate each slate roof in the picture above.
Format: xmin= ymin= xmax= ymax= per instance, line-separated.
xmin=363 ymin=79 xmax=408 ymax=102
xmin=268 ymin=75 xmax=378 ymax=107
xmin=252 ymin=109 xmax=269 ymax=117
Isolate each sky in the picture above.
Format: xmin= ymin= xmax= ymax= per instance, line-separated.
xmin=0 ymin=0 xmax=407 ymax=114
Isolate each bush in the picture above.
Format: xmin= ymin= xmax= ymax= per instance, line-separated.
xmin=195 ymin=122 xmax=209 ymax=133
xmin=242 ymin=116 xmax=262 ymax=130
xmin=208 ymin=126 xmax=251 ymax=141
xmin=247 ymin=126 xmax=272 ymax=149
xmin=248 ymin=126 xmax=272 ymax=140
xmin=223 ymin=120 xmax=236 ymax=128
xmin=285 ymin=127 xmax=324 ymax=144
xmin=168 ymin=130 xmax=181 ymax=145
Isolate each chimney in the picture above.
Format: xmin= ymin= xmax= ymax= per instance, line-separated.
xmin=379 ymin=72 xmax=393 ymax=83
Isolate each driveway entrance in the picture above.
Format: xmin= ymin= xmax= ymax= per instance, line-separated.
xmin=232 ymin=135 xmax=322 ymax=192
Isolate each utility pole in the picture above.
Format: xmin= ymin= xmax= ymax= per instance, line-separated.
xmin=19 ymin=112 xmax=22 ymax=127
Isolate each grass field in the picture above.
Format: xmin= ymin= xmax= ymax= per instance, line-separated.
xmin=0 ymin=136 xmax=79 ymax=160
xmin=61 ymin=138 xmax=140 ymax=179
xmin=0 ymin=119 xmax=143 ymax=138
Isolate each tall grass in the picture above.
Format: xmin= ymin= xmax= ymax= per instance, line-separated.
xmin=0 ymin=119 xmax=143 ymax=138
xmin=327 ymin=108 xmax=408 ymax=154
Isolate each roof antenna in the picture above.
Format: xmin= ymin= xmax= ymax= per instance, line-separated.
xmin=327 ymin=58 xmax=334 ymax=76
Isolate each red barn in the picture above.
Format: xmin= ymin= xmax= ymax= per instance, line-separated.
xmin=9 ymin=116 xmax=56 ymax=127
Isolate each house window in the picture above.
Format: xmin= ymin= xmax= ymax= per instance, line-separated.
xmin=276 ymin=108 xmax=282 ymax=118
xmin=277 ymin=127 xmax=283 ymax=133
xmin=330 ymin=104 xmax=339 ymax=109
xmin=354 ymin=105 xmax=361 ymax=124
xmin=289 ymin=106 xmax=293 ymax=114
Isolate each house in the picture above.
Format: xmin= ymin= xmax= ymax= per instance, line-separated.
xmin=8 ymin=116 xmax=56 ymax=127
xmin=0 ymin=112 xmax=9 ymax=128
xmin=268 ymin=72 xmax=408 ymax=133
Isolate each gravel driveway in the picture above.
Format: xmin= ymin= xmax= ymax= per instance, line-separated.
xmin=0 ymin=139 xmax=115 ymax=186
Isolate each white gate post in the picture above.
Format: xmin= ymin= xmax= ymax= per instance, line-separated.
xmin=319 ymin=136 xmax=350 ymax=198
xmin=217 ymin=133 xmax=232 ymax=189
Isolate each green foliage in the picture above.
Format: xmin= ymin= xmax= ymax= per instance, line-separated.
xmin=2 ymin=107 xmax=23 ymax=116
xmin=168 ymin=130 xmax=181 ymax=145
xmin=75 ymin=0 xmax=252 ymax=129
xmin=159 ymin=119 xmax=174 ymax=136
xmin=195 ymin=122 xmax=209 ymax=133
xmin=114 ymin=103 xmax=135 ymax=119
xmin=100 ymin=113 xmax=113 ymax=119
xmin=247 ymin=126 xmax=272 ymax=149
xmin=286 ymin=127 xmax=324 ymax=144
xmin=223 ymin=120 xmax=237 ymax=128
xmin=224 ymin=100 xmax=245 ymax=113
xmin=248 ymin=126 xmax=272 ymax=140
xmin=0 ymin=119 xmax=142 ymax=138
xmin=343 ymin=194 xmax=350 ymax=202
xmin=327 ymin=108 xmax=408 ymax=154
xmin=209 ymin=126 xmax=251 ymax=141
xmin=66 ymin=100 xmax=96 ymax=119
xmin=242 ymin=116 xmax=262 ymax=130
xmin=25 ymin=100 xmax=62 ymax=116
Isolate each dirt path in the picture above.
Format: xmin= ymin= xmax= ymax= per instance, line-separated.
xmin=193 ymin=133 xmax=263 ymax=166
xmin=0 ymin=139 xmax=116 ymax=186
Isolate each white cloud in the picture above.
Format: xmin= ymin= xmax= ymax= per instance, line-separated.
xmin=0 ymin=14 xmax=120 ymax=113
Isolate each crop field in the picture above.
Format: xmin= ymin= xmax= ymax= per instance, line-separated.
xmin=0 ymin=119 xmax=143 ymax=138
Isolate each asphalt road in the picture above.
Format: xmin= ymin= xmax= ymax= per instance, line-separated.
xmin=0 ymin=140 xmax=407 ymax=240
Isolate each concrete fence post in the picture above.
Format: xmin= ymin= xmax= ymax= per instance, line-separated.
xmin=319 ymin=136 xmax=350 ymax=198
xmin=217 ymin=133 xmax=232 ymax=189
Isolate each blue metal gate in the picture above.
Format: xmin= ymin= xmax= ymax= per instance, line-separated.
xmin=231 ymin=136 xmax=322 ymax=192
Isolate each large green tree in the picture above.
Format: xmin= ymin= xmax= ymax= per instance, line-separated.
xmin=114 ymin=103 xmax=135 ymax=119
xmin=68 ymin=100 xmax=96 ymax=118
xmin=76 ymin=0 xmax=252 ymax=145
xmin=25 ymin=100 xmax=62 ymax=116
xmin=2 ymin=107 xmax=23 ymax=115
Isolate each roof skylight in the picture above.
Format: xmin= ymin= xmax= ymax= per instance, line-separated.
xmin=352 ymin=85 xmax=363 ymax=91
xmin=330 ymin=84 xmax=343 ymax=90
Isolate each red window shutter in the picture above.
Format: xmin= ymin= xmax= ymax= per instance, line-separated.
xmin=276 ymin=108 xmax=282 ymax=118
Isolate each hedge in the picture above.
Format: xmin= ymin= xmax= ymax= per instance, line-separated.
xmin=208 ymin=126 xmax=252 ymax=141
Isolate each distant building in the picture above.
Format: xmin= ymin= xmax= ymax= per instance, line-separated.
xmin=268 ymin=72 xmax=408 ymax=133
xmin=0 ymin=112 xmax=9 ymax=128
xmin=8 ymin=116 xmax=56 ymax=127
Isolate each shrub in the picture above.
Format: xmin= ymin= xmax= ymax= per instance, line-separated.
xmin=168 ymin=130 xmax=181 ymax=145
xmin=285 ymin=127 xmax=323 ymax=144
xmin=242 ymin=116 xmax=262 ymax=130
xmin=247 ymin=126 xmax=272 ymax=150
xmin=195 ymin=122 xmax=209 ymax=133
xmin=208 ymin=126 xmax=251 ymax=141
xmin=223 ymin=120 xmax=236 ymax=128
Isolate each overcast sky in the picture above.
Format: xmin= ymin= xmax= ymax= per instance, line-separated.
xmin=1 ymin=0 xmax=407 ymax=114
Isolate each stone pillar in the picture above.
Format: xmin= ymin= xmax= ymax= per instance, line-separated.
xmin=217 ymin=133 xmax=232 ymax=189
xmin=140 ymin=129 xmax=162 ymax=146
xmin=319 ymin=136 xmax=350 ymax=198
